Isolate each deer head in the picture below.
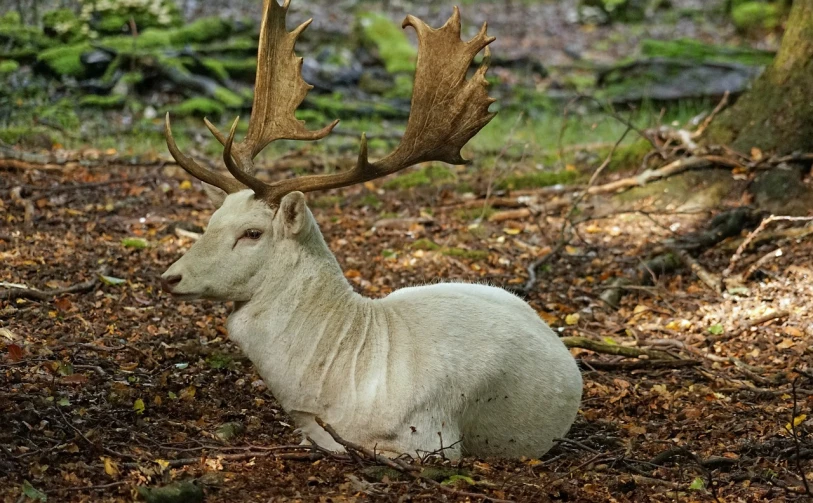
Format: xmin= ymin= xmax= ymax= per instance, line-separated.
xmin=161 ymin=0 xmax=496 ymax=301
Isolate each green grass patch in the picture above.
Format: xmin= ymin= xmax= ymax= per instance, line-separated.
xmin=497 ymin=170 xmax=579 ymax=190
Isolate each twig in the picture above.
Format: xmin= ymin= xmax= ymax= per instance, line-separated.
xmin=743 ymin=248 xmax=783 ymax=282
xmin=315 ymin=417 xmax=514 ymax=503
xmin=121 ymin=449 xmax=325 ymax=469
xmin=670 ymin=247 xmax=721 ymax=294
xmin=692 ymin=91 xmax=730 ymax=139
xmin=581 ymin=359 xmax=700 ymax=371
xmin=723 ymin=215 xmax=813 ymax=278
xmin=790 ymin=378 xmax=812 ymax=496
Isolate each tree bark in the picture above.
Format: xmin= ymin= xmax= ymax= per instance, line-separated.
xmin=707 ymin=0 xmax=813 ymax=155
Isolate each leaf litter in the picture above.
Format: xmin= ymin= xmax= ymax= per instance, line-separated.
xmin=1 ymin=159 xmax=813 ymax=502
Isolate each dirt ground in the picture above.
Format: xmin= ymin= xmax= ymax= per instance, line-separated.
xmin=2 ymin=155 xmax=813 ymax=502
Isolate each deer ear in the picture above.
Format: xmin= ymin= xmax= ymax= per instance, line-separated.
xmin=277 ymin=191 xmax=307 ymax=235
xmin=202 ymin=183 xmax=228 ymax=208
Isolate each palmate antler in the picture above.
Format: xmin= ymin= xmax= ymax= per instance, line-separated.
xmin=165 ymin=0 xmax=496 ymax=206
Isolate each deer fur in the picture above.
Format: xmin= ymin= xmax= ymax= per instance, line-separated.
xmin=162 ymin=190 xmax=583 ymax=458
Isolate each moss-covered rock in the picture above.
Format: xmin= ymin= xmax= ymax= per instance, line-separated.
xmin=732 ymin=2 xmax=782 ymax=33
xmin=219 ymin=57 xmax=257 ymax=80
xmin=171 ymin=97 xmax=225 ymax=117
xmin=356 ymin=12 xmax=416 ymax=74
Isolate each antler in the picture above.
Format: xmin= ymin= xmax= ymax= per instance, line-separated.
xmin=167 ymin=1 xmax=496 ymax=205
xmin=164 ymin=0 xmax=337 ymax=195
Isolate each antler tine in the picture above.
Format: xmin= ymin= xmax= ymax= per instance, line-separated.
xmin=223 ymin=117 xmax=271 ymax=197
xmin=209 ymin=0 xmax=338 ymax=183
xmin=164 ymin=113 xmax=246 ymax=194
xmin=257 ymin=7 xmax=497 ymax=205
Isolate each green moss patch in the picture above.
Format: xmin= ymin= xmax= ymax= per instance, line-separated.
xmin=171 ymin=97 xmax=225 ymax=117
xmin=38 ymin=42 xmax=92 ymax=77
xmin=732 ymin=2 xmax=782 ymax=33
xmin=0 ymin=60 xmax=19 ymax=74
xmin=170 ymin=17 xmax=232 ymax=45
xmin=80 ymin=94 xmax=126 ymax=109
xmin=383 ymin=165 xmax=455 ymax=190
xmin=357 ymin=12 xmax=416 ymax=74
xmin=641 ymin=38 xmax=775 ymax=66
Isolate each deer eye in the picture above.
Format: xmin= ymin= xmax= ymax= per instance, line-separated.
xmin=242 ymin=229 xmax=263 ymax=240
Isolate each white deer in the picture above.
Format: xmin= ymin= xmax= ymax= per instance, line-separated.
xmin=161 ymin=0 xmax=582 ymax=458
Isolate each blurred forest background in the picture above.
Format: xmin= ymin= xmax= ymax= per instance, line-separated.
xmin=0 ymin=0 xmax=793 ymax=172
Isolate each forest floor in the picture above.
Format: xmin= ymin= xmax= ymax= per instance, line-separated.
xmin=2 ymin=148 xmax=813 ymax=502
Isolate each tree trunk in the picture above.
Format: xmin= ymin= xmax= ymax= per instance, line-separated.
xmin=707 ymin=0 xmax=813 ymax=155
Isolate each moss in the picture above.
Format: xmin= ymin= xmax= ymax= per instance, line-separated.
xmin=213 ymin=86 xmax=244 ymax=107
xmin=385 ymin=74 xmax=414 ymax=99
xmin=383 ymin=165 xmax=455 ymax=190
xmin=411 ymin=238 xmax=441 ymax=251
xmin=42 ymin=8 xmax=82 ymax=42
xmin=608 ymin=139 xmax=652 ymax=170
xmin=80 ymin=94 xmax=126 ymax=109
xmin=38 ymin=99 xmax=80 ymax=130
xmin=442 ymin=247 xmax=490 ymax=260
xmin=219 ymin=57 xmax=257 ymax=80
xmin=202 ymin=58 xmax=229 ymax=82
xmin=356 ymin=12 xmax=416 ymax=74
xmin=641 ymin=38 xmax=775 ymax=66
xmin=98 ymin=29 xmax=172 ymax=54
xmin=497 ymin=170 xmax=579 ymax=190
xmin=38 ymin=42 xmax=92 ymax=77
xmin=171 ymin=97 xmax=225 ymax=117
xmin=732 ymin=2 xmax=782 ymax=32
xmin=0 ymin=60 xmax=19 ymax=74
xmin=171 ymin=17 xmax=232 ymax=45
xmin=0 ymin=10 xmax=21 ymax=26
xmin=357 ymin=193 xmax=382 ymax=208
xmin=0 ymin=126 xmax=54 ymax=147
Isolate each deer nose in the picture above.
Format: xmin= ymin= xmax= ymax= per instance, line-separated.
xmin=161 ymin=274 xmax=182 ymax=293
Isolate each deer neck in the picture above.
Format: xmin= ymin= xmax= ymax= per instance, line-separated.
xmin=226 ymin=231 xmax=369 ymax=408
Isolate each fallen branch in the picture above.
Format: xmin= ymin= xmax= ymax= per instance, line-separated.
xmin=314 ymin=417 xmax=513 ymax=503
xmin=0 ymin=268 xmax=110 ymax=301
xmin=562 ymin=337 xmax=676 ymax=360
xmin=581 ymin=359 xmax=700 ymax=371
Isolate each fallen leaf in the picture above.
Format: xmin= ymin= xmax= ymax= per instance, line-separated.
xmin=565 ymin=313 xmax=580 ymax=325
xmin=102 ymin=457 xmax=120 ymax=478
xmin=777 ymin=338 xmax=796 ymax=350
xmin=133 ymin=398 xmax=145 ymax=414
xmin=21 ymin=480 xmax=47 ymax=502
xmin=7 ymin=343 xmax=23 ymax=362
